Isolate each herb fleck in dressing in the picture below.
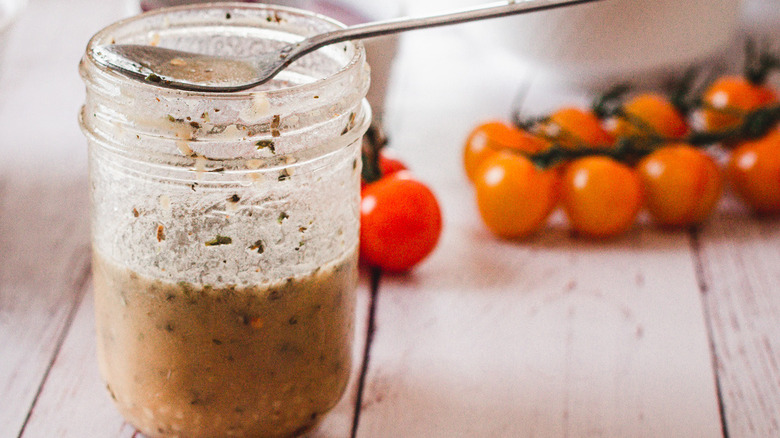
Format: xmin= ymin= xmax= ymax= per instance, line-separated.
xmin=94 ymin=249 xmax=357 ymax=438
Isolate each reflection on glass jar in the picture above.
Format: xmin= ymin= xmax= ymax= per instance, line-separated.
xmin=79 ymin=4 xmax=370 ymax=437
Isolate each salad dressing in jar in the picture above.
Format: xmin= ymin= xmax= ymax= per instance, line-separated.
xmin=79 ymin=4 xmax=370 ymax=437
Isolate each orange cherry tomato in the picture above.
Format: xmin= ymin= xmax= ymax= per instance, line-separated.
xmin=612 ymin=93 xmax=689 ymax=140
xmin=360 ymin=171 xmax=442 ymax=272
xmin=637 ymin=144 xmax=722 ymax=227
xmin=473 ymin=151 xmax=559 ymax=239
xmin=726 ymin=129 xmax=780 ymax=214
xmin=701 ymin=76 xmax=777 ymax=132
xmin=538 ymin=107 xmax=614 ymax=149
xmin=562 ymin=156 xmax=643 ymax=238
xmin=463 ymin=120 xmax=549 ymax=182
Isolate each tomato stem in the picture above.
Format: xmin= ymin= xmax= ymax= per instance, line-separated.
xmin=668 ymin=66 xmax=717 ymax=116
xmin=744 ymin=38 xmax=780 ymax=85
xmin=512 ymin=113 xmax=549 ymax=131
xmin=522 ymin=103 xmax=780 ymax=169
xmin=361 ymin=123 xmax=388 ymax=184
xmin=591 ymin=83 xmax=631 ymax=119
xmin=507 ymin=42 xmax=779 ymax=170
xmin=695 ymin=104 xmax=780 ymax=143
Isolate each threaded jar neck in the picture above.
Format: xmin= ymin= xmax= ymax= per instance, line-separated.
xmin=79 ymin=3 xmax=371 ymax=174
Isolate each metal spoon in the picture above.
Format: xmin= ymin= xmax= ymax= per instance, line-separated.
xmin=93 ymin=0 xmax=600 ymax=92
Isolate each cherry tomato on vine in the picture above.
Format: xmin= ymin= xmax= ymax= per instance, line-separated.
xmin=537 ymin=107 xmax=614 ymax=149
xmin=612 ymin=93 xmax=689 ymax=140
xmin=463 ymin=120 xmax=549 ymax=182
xmin=637 ymin=144 xmax=722 ymax=227
xmin=473 ymin=151 xmax=559 ymax=239
xmin=701 ymin=76 xmax=777 ymax=132
xmin=360 ymin=171 xmax=442 ymax=272
xmin=561 ymin=156 xmax=643 ymax=238
xmin=726 ymin=129 xmax=780 ymax=214
xmin=361 ymin=149 xmax=408 ymax=188
xmin=378 ymin=149 xmax=408 ymax=176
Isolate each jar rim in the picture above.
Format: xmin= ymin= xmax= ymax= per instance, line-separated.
xmin=83 ymin=2 xmax=366 ymax=98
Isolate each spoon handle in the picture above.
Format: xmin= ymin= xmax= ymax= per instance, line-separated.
xmin=94 ymin=0 xmax=605 ymax=92
xmin=302 ymin=0 xmax=602 ymax=50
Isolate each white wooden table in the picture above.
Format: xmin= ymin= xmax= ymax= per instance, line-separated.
xmin=1 ymin=1 xmax=779 ymax=437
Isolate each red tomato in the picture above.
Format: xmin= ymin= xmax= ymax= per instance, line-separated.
xmin=360 ymin=172 xmax=442 ymax=272
xmin=378 ymin=149 xmax=408 ymax=176
xmin=361 ymin=149 xmax=408 ymax=189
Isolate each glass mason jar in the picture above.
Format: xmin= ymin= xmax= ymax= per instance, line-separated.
xmin=79 ymin=4 xmax=370 ymax=437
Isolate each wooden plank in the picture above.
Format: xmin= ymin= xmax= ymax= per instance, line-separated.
xmin=356 ymin=176 xmax=724 ymax=437
xmin=15 ymin=286 xmax=127 ymax=438
xmin=355 ymin=19 xmax=723 ymax=438
xmin=695 ymin=197 xmax=780 ymax=437
xmin=0 ymin=179 xmax=92 ymax=438
xmin=20 ymin=275 xmax=372 ymax=437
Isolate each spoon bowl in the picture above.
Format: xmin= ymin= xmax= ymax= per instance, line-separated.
xmin=93 ymin=44 xmax=278 ymax=92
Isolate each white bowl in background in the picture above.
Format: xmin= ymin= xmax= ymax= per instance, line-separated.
xmin=469 ymin=0 xmax=742 ymax=88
